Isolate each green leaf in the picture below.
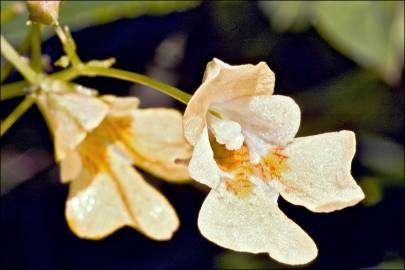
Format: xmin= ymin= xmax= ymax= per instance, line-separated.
xmin=258 ymin=1 xmax=315 ymax=32
xmin=370 ymin=258 xmax=405 ymax=269
xmin=294 ymin=69 xmax=403 ymax=136
xmin=358 ymin=134 xmax=404 ymax=182
xmin=214 ymin=251 xmax=285 ymax=269
xmin=258 ymin=1 xmax=404 ymax=85
xmin=314 ymin=1 xmax=404 ymax=85
xmin=1 ymin=1 xmax=200 ymax=45
xmin=359 ymin=176 xmax=383 ymax=206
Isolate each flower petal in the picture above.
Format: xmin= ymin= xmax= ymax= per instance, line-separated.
xmin=65 ymin=170 xmax=132 ymax=239
xmin=107 ymin=147 xmax=179 ymax=240
xmin=198 ymin=183 xmax=318 ymax=265
xmin=209 ymin=116 xmax=244 ymax=150
xmin=65 ymin=146 xmax=179 ymax=240
xmin=36 ymin=93 xmax=108 ymax=161
xmin=60 ymin=149 xmax=82 ymax=183
xmin=123 ymin=108 xmax=192 ymax=182
xmin=100 ymin=95 xmax=140 ymax=116
xmin=184 ymin=58 xmax=275 ymax=145
xmin=50 ymin=93 xmax=108 ymax=131
xmin=280 ymin=131 xmax=365 ymax=213
xmin=188 ymin=126 xmax=220 ymax=188
xmin=218 ymin=95 xmax=301 ymax=148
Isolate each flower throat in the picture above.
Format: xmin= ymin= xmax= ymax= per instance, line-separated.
xmin=212 ymin=140 xmax=288 ymax=198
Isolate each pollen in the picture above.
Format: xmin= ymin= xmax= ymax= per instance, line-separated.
xmin=257 ymin=147 xmax=288 ymax=182
xmin=213 ymin=140 xmax=288 ymax=198
xmin=224 ymin=176 xmax=253 ymax=198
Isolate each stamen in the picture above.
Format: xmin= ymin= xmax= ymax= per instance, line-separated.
xmin=212 ymin=140 xmax=289 ymax=198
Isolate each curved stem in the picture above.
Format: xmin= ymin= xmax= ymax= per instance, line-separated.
xmin=54 ymin=25 xmax=82 ymax=66
xmin=1 ymin=97 xmax=35 ymax=136
xmin=80 ymin=66 xmax=191 ymax=104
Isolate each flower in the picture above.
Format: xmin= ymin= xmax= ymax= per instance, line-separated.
xmin=183 ymin=58 xmax=365 ymax=265
xmin=37 ymin=90 xmax=192 ymax=240
xmin=27 ymin=1 xmax=61 ymax=25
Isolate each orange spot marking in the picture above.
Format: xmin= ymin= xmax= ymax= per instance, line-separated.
xmin=212 ymin=140 xmax=289 ymax=197
xmin=224 ymin=177 xmax=253 ymax=198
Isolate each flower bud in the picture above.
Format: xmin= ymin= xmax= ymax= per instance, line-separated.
xmin=26 ymin=1 xmax=61 ymax=25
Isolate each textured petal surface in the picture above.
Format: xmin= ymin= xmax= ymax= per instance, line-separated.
xmin=184 ymin=58 xmax=275 ymax=145
xmin=36 ymin=92 xmax=108 ymax=161
xmin=65 ymin=170 xmax=132 ymax=239
xmin=209 ymin=116 xmax=244 ymax=150
xmin=218 ymin=95 xmax=301 ymax=148
xmin=107 ymin=147 xmax=179 ymax=240
xmin=280 ymin=131 xmax=365 ymax=213
xmin=100 ymin=95 xmax=140 ymax=116
xmin=198 ymin=183 xmax=318 ymax=265
xmin=65 ymin=146 xmax=179 ymax=240
xmin=124 ymin=108 xmax=192 ymax=182
xmin=188 ymin=126 xmax=220 ymax=188
xmin=50 ymin=93 xmax=108 ymax=130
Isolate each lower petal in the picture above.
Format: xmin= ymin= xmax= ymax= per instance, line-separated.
xmin=198 ymin=183 xmax=318 ymax=265
xmin=280 ymin=131 xmax=365 ymax=213
xmin=65 ymin=146 xmax=179 ymax=240
xmin=107 ymin=147 xmax=179 ymax=240
xmin=65 ymin=170 xmax=133 ymax=240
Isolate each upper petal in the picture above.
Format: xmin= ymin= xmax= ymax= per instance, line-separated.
xmin=184 ymin=58 xmax=275 ymax=145
xmin=36 ymin=92 xmax=108 ymax=161
xmin=100 ymin=95 xmax=140 ymax=116
xmin=122 ymin=108 xmax=192 ymax=182
xmin=219 ymin=95 xmax=301 ymax=148
xmin=198 ymin=182 xmax=318 ymax=265
xmin=50 ymin=93 xmax=109 ymax=131
xmin=280 ymin=131 xmax=365 ymax=213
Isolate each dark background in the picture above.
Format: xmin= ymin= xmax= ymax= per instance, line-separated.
xmin=1 ymin=1 xmax=404 ymax=269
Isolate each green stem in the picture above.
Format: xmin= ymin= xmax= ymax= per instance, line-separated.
xmin=1 ymin=35 xmax=39 ymax=84
xmin=1 ymin=31 xmax=32 ymax=83
xmin=54 ymin=25 xmax=82 ymax=66
xmin=31 ymin=24 xmax=43 ymax=73
xmin=50 ymin=67 xmax=79 ymax=81
xmin=0 ymin=81 xmax=27 ymax=100
xmin=80 ymin=66 xmax=191 ymax=104
xmin=1 ymin=97 xmax=35 ymax=136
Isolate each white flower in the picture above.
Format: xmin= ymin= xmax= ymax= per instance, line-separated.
xmin=183 ymin=58 xmax=365 ymax=265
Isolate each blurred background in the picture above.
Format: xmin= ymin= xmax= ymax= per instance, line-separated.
xmin=1 ymin=1 xmax=404 ymax=269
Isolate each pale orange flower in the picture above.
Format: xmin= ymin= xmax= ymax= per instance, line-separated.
xmin=37 ymin=90 xmax=192 ymax=240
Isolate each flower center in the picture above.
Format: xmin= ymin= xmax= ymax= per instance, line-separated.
xmin=77 ymin=116 xmax=133 ymax=175
xmin=212 ymin=141 xmax=288 ymax=198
